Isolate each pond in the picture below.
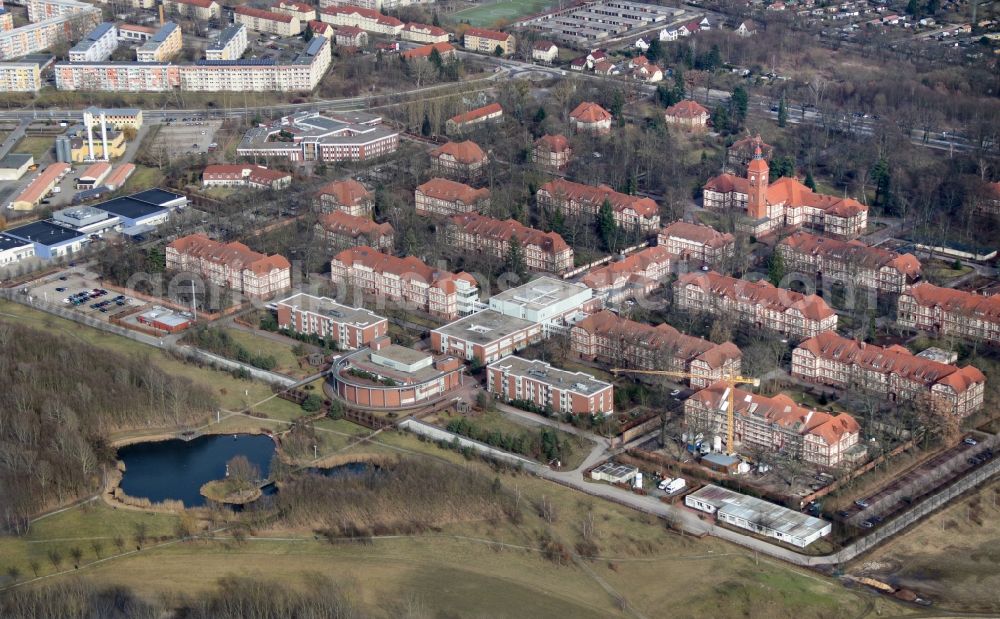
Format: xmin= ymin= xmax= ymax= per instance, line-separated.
xmin=117 ymin=434 xmax=275 ymax=508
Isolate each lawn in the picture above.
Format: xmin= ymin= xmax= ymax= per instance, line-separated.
xmin=222 ymin=327 xmax=310 ymax=379
xmin=921 ymin=259 xmax=973 ymax=285
xmin=451 ymin=0 xmax=557 ymax=26
xmin=14 ymin=136 xmax=54 ymax=160
xmin=850 ymin=478 xmax=1000 ymax=613
xmin=123 ymin=165 xmax=165 ymax=192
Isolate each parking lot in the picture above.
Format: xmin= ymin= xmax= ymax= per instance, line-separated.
xmin=152 ymin=118 xmax=222 ymax=158
xmin=29 ymin=267 xmax=142 ymax=322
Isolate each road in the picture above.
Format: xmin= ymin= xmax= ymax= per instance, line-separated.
xmin=0 ymin=118 xmax=29 ymax=159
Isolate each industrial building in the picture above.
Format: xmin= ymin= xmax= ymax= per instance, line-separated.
xmin=276 ymin=292 xmax=388 ymax=348
xmin=518 ymin=0 xmax=682 ymax=46
xmin=0 ymin=153 xmax=34 ymax=181
xmin=10 ymin=162 xmax=70 ymax=210
xmin=0 ymin=234 xmax=36 ymax=267
xmin=327 ymin=336 xmax=464 ymax=409
xmin=136 ymin=307 xmax=192 ymax=333
xmin=488 ymin=276 xmax=594 ymax=325
xmin=685 ymin=485 xmax=831 ymax=548
xmin=4 ymin=220 xmax=89 ymax=259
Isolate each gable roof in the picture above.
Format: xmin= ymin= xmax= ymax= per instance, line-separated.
xmin=570 ymin=101 xmax=612 ymax=123
xmin=448 ymin=103 xmax=502 ymax=125
xmin=676 ymin=271 xmax=836 ymax=321
xmin=660 ymin=220 xmax=735 ymax=249
xmin=539 ymin=178 xmax=658 ymax=218
xmin=317 ymin=179 xmax=371 ymax=206
xmin=319 ymin=5 xmax=403 ymax=26
xmin=580 ymin=247 xmax=673 ymax=288
xmin=779 ymin=231 xmax=921 ymax=277
xmin=665 ymin=99 xmax=709 ymax=118
xmin=535 ymin=134 xmax=571 ymax=153
xmin=168 ymin=233 xmax=290 ymax=275
xmin=401 ymin=41 xmax=455 ymax=59
xmin=430 ymin=140 xmax=486 ymax=164
xmin=332 ymin=245 xmax=477 ymax=294
xmin=402 ymin=22 xmax=448 ymax=36
xmin=905 ymin=282 xmax=1000 ymax=322
xmin=449 ymin=212 xmax=570 ymax=255
xmin=417 ymin=178 xmax=490 ymax=204
xmin=318 ymin=210 xmax=393 ymax=239
xmin=464 ymin=27 xmax=510 ymax=42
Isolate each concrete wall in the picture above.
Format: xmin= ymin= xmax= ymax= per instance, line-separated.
xmin=398 ymin=418 xmax=536 ymax=468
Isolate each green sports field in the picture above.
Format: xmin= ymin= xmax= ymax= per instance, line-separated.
xmin=451 ymin=0 xmax=556 ymax=26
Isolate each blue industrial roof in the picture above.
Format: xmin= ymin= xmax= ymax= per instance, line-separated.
xmin=128 ymin=188 xmax=184 ymax=206
xmin=95 ymin=196 xmax=166 ymax=220
xmin=0 ymin=233 xmax=33 ymax=251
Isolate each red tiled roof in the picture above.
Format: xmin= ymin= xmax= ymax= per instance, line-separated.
xmin=401 ymin=41 xmax=455 ymax=59
xmin=464 ymin=27 xmax=510 ymax=42
xmin=317 ymin=179 xmax=371 ymax=206
xmin=780 ymin=231 xmax=921 ymax=277
xmin=905 ymin=282 xmax=1000 ymax=322
xmin=448 ymin=102 xmax=502 ymax=125
xmin=120 ymin=24 xmax=157 ymax=33
xmin=677 ymin=271 xmax=836 ymax=321
xmin=574 ymin=310 xmax=741 ymax=370
xmin=660 ymin=220 xmax=735 ymax=249
xmin=417 ymin=178 xmax=490 ymax=205
xmin=796 ymin=331 xmax=985 ymax=394
xmin=703 ymin=172 xmax=868 ymax=218
xmin=272 ymin=0 xmax=311 ymax=12
xmin=318 ymin=211 xmax=393 ymax=239
xmin=539 ymin=178 xmax=658 ymax=218
xmin=691 ymin=382 xmax=861 ymax=446
xmin=570 ymin=101 xmax=612 ymax=123
xmin=336 ymin=25 xmax=365 ymax=36
xmin=79 ymin=161 xmax=111 ymax=180
xmin=332 ymin=246 xmax=476 ymax=294
xmin=532 ymin=40 xmax=557 ymax=51
xmin=449 ymin=212 xmax=570 ymax=255
xmin=320 ymin=5 xmax=403 ymax=26
xmin=430 ymin=140 xmax=486 ymax=164
xmin=580 ymin=246 xmax=673 ymax=288
xmin=174 ymin=0 xmax=216 ymax=8
xmin=235 ymin=5 xmax=293 ymax=22
xmin=534 ymin=134 xmax=571 ymax=153
xmin=665 ymin=99 xmax=709 ymax=118
xmin=168 ymin=233 xmax=290 ymax=275
xmin=403 ymin=22 xmax=448 ymax=36
xmin=308 ymin=19 xmax=331 ymax=34
xmin=703 ymin=172 xmax=749 ymax=194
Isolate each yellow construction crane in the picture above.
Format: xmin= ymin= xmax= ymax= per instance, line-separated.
xmin=610 ymin=368 xmax=760 ymax=455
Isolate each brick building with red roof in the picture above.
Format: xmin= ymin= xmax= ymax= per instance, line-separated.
xmin=202 ymin=164 xmax=291 ymax=190
xmin=330 ymin=246 xmax=479 ymax=319
xmin=658 ymin=220 xmax=736 ymax=268
xmin=537 ymin=178 xmax=660 ymax=232
xmin=792 ymin=331 xmax=985 ymax=416
xmin=315 ymin=179 xmax=373 ymax=216
xmin=897 ymin=282 xmax=1000 ymax=344
xmin=777 ymin=231 xmax=921 ymax=294
xmin=401 ymin=41 xmax=456 ymax=62
xmin=429 ymin=140 xmax=488 ymax=179
xmin=316 ymin=210 xmax=394 ymax=252
xmin=445 ymin=102 xmax=503 ymax=134
xmin=446 ymin=212 xmax=574 ymax=274
xmin=579 ymin=247 xmax=674 ymax=304
xmin=166 ymin=234 xmax=291 ymax=298
xmin=674 ymin=270 xmax=837 ymax=339
xmin=569 ymin=101 xmax=612 ymax=134
xmin=664 ymin=99 xmax=709 ymax=130
xmin=571 ymin=310 xmax=742 ymax=387
xmin=686 ymin=382 xmax=862 ymax=466
xmin=533 ymin=134 xmax=572 ymax=170
xmin=415 ymin=178 xmax=490 ymax=216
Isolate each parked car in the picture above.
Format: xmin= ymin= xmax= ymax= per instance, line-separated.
xmin=964 ymin=437 xmax=978 ymax=446
xmin=854 ymin=499 xmax=870 ymax=508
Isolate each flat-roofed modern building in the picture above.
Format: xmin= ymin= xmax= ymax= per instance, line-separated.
xmin=686 ymin=484 xmax=831 ymax=547
xmin=327 ymin=336 xmax=464 ymax=409
xmin=488 ymin=276 xmax=594 ymax=325
xmin=276 ymin=292 xmax=388 ymax=348
xmin=0 ymin=234 xmax=36 ymax=267
xmin=430 ymin=309 xmax=543 ymax=365
xmin=206 ymin=24 xmax=248 ymax=61
xmin=487 ymin=355 xmax=614 ymax=416
xmin=236 ymin=109 xmax=397 ymax=162
xmin=69 ymin=22 xmax=118 ymax=62
xmin=5 ymin=220 xmax=89 ymax=259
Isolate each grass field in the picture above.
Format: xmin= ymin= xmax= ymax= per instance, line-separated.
xmin=921 ymin=259 xmax=974 ymax=285
xmin=222 ymin=327 xmax=309 ymax=379
xmin=852 ymin=478 xmax=1000 ymax=613
xmin=14 ymin=136 xmax=54 ymax=160
xmin=123 ymin=165 xmax=165 ymax=192
xmin=451 ymin=0 xmax=556 ymax=26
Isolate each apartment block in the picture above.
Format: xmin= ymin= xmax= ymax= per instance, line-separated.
xmin=206 ymin=24 xmax=248 ymax=61
xmin=658 ymin=220 xmax=735 ymax=267
xmin=792 ymin=331 xmax=985 ymax=416
xmin=429 ymin=140 xmax=488 ymax=180
xmin=571 ymin=310 xmax=742 ymax=387
xmin=166 ymin=233 xmax=291 ymax=298
xmin=69 ymin=23 xmax=118 ymax=63
xmin=777 ymin=231 xmax=921 ymax=294
xmin=235 ymin=6 xmax=301 ymax=36
xmin=236 ymin=107 xmax=397 ymax=161
xmin=580 ymin=246 xmax=673 ymax=304
xmin=463 ymin=27 xmax=514 ymax=55
xmin=318 ymin=5 xmax=403 ymax=35
xmin=686 ymin=383 xmax=862 ymax=467
xmin=446 ymin=212 xmax=574 ymax=274
xmin=0 ymin=60 xmax=42 ymax=92
xmin=897 ymin=283 xmax=1000 ymax=344
xmin=334 ymin=26 xmax=367 ymax=47
xmin=163 ymin=0 xmax=220 ymax=20
xmin=487 ymin=356 xmax=614 ymax=416
xmin=137 ymin=22 xmax=182 ymax=63
xmin=703 ymin=149 xmax=868 ymax=240
xmin=445 ymin=102 xmax=502 ymax=134
xmin=533 ymin=134 xmax=572 ymax=170
xmin=401 ymin=22 xmax=449 ymax=43
xmin=276 ymin=292 xmax=388 ymax=348
xmin=330 ymin=246 xmax=479 ymax=319
xmin=674 ymin=271 xmax=837 ymax=339
xmin=202 ymin=164 xmax=291 ymax=190
xmin=316 ymin=210 xmax=394 ymax=252
xmin=537 ymin=178 xmax=660 ymax=232
xmin=315 ymin=179 xmax=373 ymax=216
xmin=181 ymin=36 xmax=330 ymax=92
xmin=271 ymin=0 xmax=316 ymax=22
xmin=415 ymin=178 xmax=490 ymax=216
xmin=1 ymin=1 xmax=100 ymax=61
xmin=55 ymin=62 xmax=180 ymax=92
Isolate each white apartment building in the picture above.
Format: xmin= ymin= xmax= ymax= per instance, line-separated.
xmin=205 ymin=24 xmax=247 ymax=61
xmin=68 ymin=22 xmax=118 ymax=63
xmin=318 ymin=5 xmax=404 ymax=35
xmin=234 ymin=5 xmax=301 ymax=36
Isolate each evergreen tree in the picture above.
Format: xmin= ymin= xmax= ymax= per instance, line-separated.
xmin=767 ymin=250 xmax=786 ymax=287
xmin=871 ymin=158 xmax=891 ymax=209
xmin=711 ymin=105 xmax=730 ymax=133
xmin=673 ymin=67 xmax=685 ymax=99
xmin=656 ymin=83 xmax=678 ymax=107
xmin=906 ymin=0 xmax=919 ymax=15
xmin=421 ymin=113 xmax=432 ymax=137
xmin=926 ymin=0 xmax=939 ymax=13
xmin=302 ymin=23 xmax=313 ymax=41
xmin=597 ymin=199 xmax=617 ymax=250
xmin=804 ymin=169 xmax=817 ymax=191
xmin=494 ymin=45 xmax=504 ymax=57
xmin=731 ymin=86 xmax=749 ymax=123
xmin=777 ymin=94 xmax=788 ymax=127
xmin=505 ymin=235 xmax=527 ymax=281
xmin=429 ymin=47 xmax=443 ymax=71
xmin=432 ymin=11 xmax=440 ymax=26
xmin=533 ymin=106 xmax=546 ymax=124
xmin=706 ymin=44 xmax=721 ymax=70
xmin=647 ymin=38 xmax=663 ymax=64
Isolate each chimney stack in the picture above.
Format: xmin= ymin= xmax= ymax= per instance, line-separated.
xmin=100 ymin=112 xmax=109 ymax=162
xmin=86 ymin=118 xmax=95 ymax=162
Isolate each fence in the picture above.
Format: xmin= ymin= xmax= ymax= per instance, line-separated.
xmin=799 ymin=438 xmax=918 ymax=507
xmin=398 ymin=418 xmax=536 ymax=468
